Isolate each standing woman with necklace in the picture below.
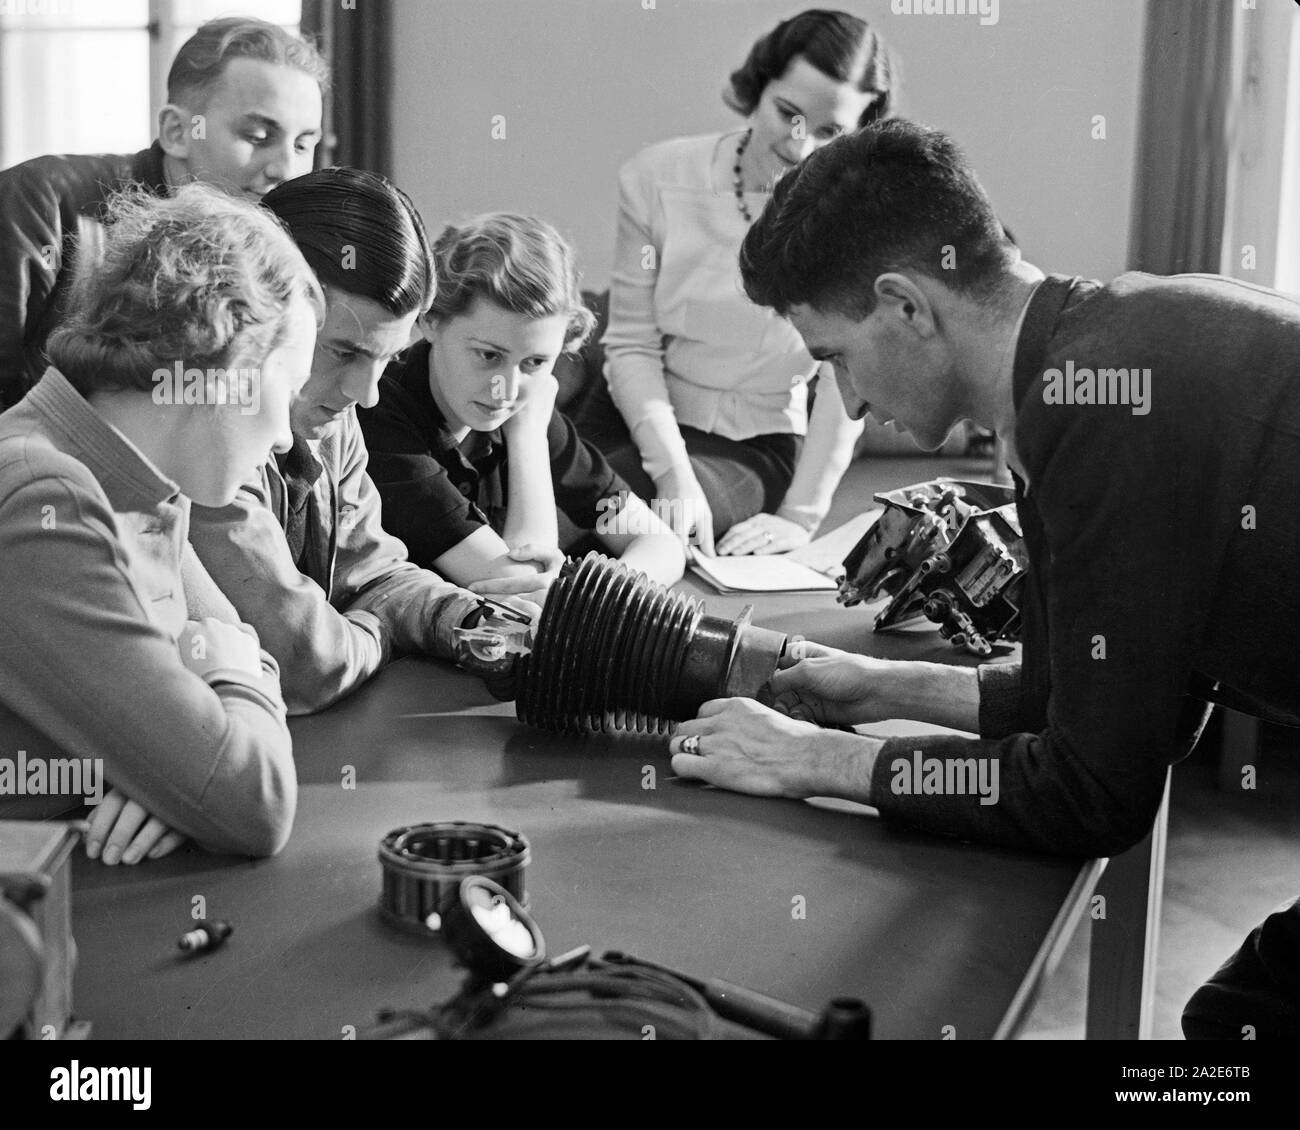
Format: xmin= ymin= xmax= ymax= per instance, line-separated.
xmin=577 ymin=9 xmax=896 ymax=555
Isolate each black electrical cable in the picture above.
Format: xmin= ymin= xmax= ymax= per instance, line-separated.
xmin=506 ymin=964 xmax=719 ymax=1041
xmin=377 ymin=822 xmax=531 ymax=935
xmin=370 ymin=959 xmax=720 ymax=1040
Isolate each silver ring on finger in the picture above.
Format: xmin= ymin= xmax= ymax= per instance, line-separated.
xmin=681 ymin=734 xmax=701 ymax=757
xmin=763 ymin=532 xmax=774 ymax=543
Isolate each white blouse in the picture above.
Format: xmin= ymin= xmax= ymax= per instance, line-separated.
xmin=602 ymin=131 xmax=820 ymax=481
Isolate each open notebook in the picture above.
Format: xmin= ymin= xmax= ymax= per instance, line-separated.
xmin=688 ymin=510 xmax=881 ymax=594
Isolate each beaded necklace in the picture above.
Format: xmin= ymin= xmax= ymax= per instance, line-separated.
xmin=732 ymin=128 xmax=755 ymax=223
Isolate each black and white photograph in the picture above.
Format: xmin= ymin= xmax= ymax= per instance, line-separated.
xmin=1 ymin=0 xmax=1297 ymax=1105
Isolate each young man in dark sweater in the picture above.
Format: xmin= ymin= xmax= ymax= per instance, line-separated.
xmin=667 ymin=119 xmax=1300 ymax=1039
xmin=0 ymin=17 xmax=327 ymax=411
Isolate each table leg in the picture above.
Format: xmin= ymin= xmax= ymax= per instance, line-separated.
xmin=1085 ymin=769 xmax=1171 ymax=1040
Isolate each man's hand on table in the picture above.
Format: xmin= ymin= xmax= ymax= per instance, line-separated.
xmin=666 ymin=637 xmax=987 ymax=802
xmin=669 ymin=697 xmax=881 ymax=803
xmin=453 ymin=591 xmax=543 ymax=702
xmin=770 ymin=639 xmax=903 ymax=726
xmin=774 ymin=639 xmax=983 ymax=733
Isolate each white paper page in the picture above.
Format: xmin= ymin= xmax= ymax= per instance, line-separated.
xmin=786 ymin=509 xmax=882 ymax=576
xmin=689 ymin=551 xmax=839 ymax=593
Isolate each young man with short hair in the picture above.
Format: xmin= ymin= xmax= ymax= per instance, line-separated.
xmin=185 ymin=169 xmax=533 ymax=714
xmin=0 ymin=16 xmax=328 ymax=410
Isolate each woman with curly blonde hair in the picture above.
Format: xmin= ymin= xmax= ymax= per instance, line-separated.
xmin=0 ymin=183 xmax=322 ymax=864
xmin=360 ymin=211 xmax=684 ymax=608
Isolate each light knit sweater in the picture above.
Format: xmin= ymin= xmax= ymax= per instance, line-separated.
xmin=602 ymin=131 xmax=820 ymax=480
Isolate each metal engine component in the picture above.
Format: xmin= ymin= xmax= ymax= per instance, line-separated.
xmin=839 ymin=479 xmax=1028 ymax=657
xmin=363 ymin=874 xmax=872 ymax=1041
xmin=516 ymin=552 xmax=788 ymax=734
xmin=378 ymin=822 xmax=531 ymax=936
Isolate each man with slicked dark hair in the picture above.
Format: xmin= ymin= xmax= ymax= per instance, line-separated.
xmin=186 ymin=168 xmax=532 ymax=714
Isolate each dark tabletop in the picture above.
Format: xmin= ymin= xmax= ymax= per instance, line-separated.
xmin=68 ymin=567 xmax=1088 ymax=1041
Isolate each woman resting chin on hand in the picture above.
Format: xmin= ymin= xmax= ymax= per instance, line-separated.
xmin=359 ymin=213 xmax=685 ymax=606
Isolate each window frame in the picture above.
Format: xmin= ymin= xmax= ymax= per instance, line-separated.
xmin=1217 ymin=0 xmax=1298 ymax=290
xmin=0 ymin=0 xmax=301 ymax=169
